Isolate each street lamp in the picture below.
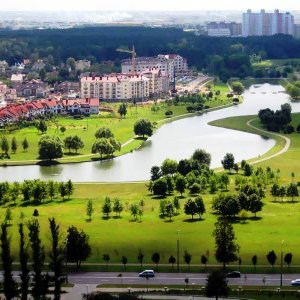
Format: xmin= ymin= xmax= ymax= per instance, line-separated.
xmin=177 ymin=230 xmax=180 ymax=272
xmin=280 ymin=240 xmax=285 ymax=288
xmin=64 ymin=238 xmax=69 ymax=284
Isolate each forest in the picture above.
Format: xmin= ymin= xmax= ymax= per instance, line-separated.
xmin=1 ymin=26 xmax=300 ymax=80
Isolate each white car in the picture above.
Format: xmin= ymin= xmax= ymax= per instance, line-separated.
xmin=291 ymin=279 xmax=300 ymax=286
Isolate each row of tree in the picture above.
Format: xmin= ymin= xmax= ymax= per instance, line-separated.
xmin=0 ymin=136 xmax=29 ymax=155
xmin=271 ymin=182 xmax=299 ymax=202
xmin=0 ymin=179 xmax=74 ymax=204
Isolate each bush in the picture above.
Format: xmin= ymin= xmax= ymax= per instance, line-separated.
xmin=33 ymin=209 xmax=39 ymax=217
xmin=284 ymin=125 xmax=294 ymax=134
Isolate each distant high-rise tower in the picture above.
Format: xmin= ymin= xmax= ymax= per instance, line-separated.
xmin=242 ymin=9 xmax=294 ymax=37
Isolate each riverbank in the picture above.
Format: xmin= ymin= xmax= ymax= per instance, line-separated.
xmin=0 ymin=93 xmax=234 ymax=167
xmin=209 ymin=113 xmax=300 ymax=182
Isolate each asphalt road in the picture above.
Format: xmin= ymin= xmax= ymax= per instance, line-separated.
xmin=67 ymin=272 xmax=300 ymax=287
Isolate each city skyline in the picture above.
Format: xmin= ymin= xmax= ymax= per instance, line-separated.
xmin=0 ymin=0 xmax=299 ymax=11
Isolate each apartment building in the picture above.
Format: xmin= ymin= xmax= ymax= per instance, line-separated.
xmin=242 ymin=9 xmax=294 ymax=37
xmin=81 ymin=74 xmax=149 ymax=101
xmin=81 ymin=68 xmax=168 ymax=101
xmin=207 ymin=22 xmax=242 ymax=37
xmin=121 ymin=54 xmax=188 ymax=81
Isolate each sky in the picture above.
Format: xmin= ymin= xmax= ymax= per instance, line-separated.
xmin=0 ymin=0 xmax=299 ymax=11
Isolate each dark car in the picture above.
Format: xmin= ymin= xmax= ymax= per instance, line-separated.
xmin=227 ymin=271 xmax=241 ymax=278
xmin=139 ymin=270 xmax=155 ymax=278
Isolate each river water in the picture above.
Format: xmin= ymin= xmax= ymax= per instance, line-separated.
xmin=1 ymin=84 xmax=300 ymax=182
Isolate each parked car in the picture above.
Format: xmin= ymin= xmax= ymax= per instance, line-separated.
xmin=291 ymin=279 xmax=300 ymax=286
xmin=227 ymin=271 xmax=241 ymax=278
xmin=139 ymin=270 xmax=155 ymax=278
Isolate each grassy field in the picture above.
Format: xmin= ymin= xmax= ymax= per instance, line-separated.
xmin=0 ymin=95 xmax=232 ymax=165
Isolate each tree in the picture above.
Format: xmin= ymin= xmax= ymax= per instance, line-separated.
xmin=121 ymin=256 xmax=128 ymax=270
xmin=91 ymin=137 xmax=120 ymax=159
xmin=271 ymin=183 xmax=280 ymax=201
xmin=103 ymin=254 xmax=110 ymax=267
xmin=19 ymin=223 xmax=30 ymax=300
xmin=137 ymin=249 xmax=144 ymax=268
xmin=64 ymin=136 xmax=74 ymax=153
xmin=201 ymin=254 xmax=208 ymax=270
xmin=284 ymin=253 xmax=293 ymax=271
xmin=278 ymin=186 xmax=286 ymax=202
xmin=95 ymin=127 xmax=114 ymax=139
xmin=175 ymin=175 xmax=187 ymax=196
xmin=86 ymin=200 xmax=94 ymax=221
xmin=0 ymin=223 xmax=17 ymax=300
xmin=150 ymin=166 xmax=161 ymax=181
xmin=60 ymin=126 xmax=66 ymax=135
xmin=47 ymin=180 xmax=57 ymax=201
xmin=113 ymin=198 xmax=124 ymax=217
xmin=38 ymin=135 xmax=63 ymax=162
xmin=168 ymin=255 xmax=176 ymax=269
xmin=152 ymin=178 xmax=168 ymax=198
xmin=183 ymin=250 xmax=192 ymax=270
xmin=27 ymin=219 xmax=49 ymax=299
xmin=11 ymin=137 xmax=17 ymax=154
xmin=37 ymin=120 xmax=48 ymax=133
xmin=252 ymin=255 xmax=257 ymax=271
xmin=191 ymin=149 xmax=211 ymax=166
xmin=248 ymin=194 xmax=264 ymax=217
xmin=195 ymin=196 xmax=206 ymax=219
xmin=205 ymin=270 xmax=229 ymax=300
xmin=58 ymin=182 xmax=67 ymax=200
xmin=212 ymin=194 xmax=240 ymax=218
xmin=1 ymin=136 xmax=9 ymax=154
xmin=102 ymin=196 xmax=112 ymax=218
xmin=165 ymin=202 xmax=175 ymax=220
xmin=130 ymin=203 xmax=141 ymax=220
xmin=151 ymin=252 xmax=160 ymax=268
xmin=231 ymin=81 xmax=245 ymax=95
xmin=213 ymin=220 xmax=239 ymax=269
xmin=221 ymin=153 xmax=235 ymax=172
xmin=286 ymin=183 xmax=299 ymax=202
xmin=49 ymin=218 xmax=64 ymax=300
xmin=118 ymin=103 xmax=127 ymax=118
xmin=134 ymin=119 xmax=153 ymax=138
xmin=266 ymin=250 xmax=277 ymax=271
xmin=22 ymin=138 xmax=29 ymax=152
xmin=161 ymin=158 xmax=178 ymax=176
xmin=184 ymin=199 xmax=197 ymax=220
xmin=66 ymin=226 xmax=91 ymax=269
xmin=66 ymin=179 xmax=74 ymax=199
xmin=173 ymin=196 xmax=180 ymax=214
xmin=220 ymin=173 xmax=230 ymax=191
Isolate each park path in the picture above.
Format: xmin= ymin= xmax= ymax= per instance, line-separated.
xmin=246 ymin=118 xmax=291 ymax=165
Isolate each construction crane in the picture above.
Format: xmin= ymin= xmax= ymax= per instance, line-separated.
xmin=116 ymin=46 xmax=136 ymax=73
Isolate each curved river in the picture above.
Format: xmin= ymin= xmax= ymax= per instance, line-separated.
xmin=1 ymin=84 xmax=300 ymax=182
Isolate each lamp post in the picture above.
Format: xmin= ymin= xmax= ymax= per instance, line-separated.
xmin=176 ymin=230 xmax=180 ymax=272
xmin=64 ymin=238 xmax=68 ymax=284
xmin=280 ymin=240 xmax=285 ymax=288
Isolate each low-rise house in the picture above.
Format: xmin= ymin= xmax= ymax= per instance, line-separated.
xmin=13 ymin=80 xmax=49 ymax=98
xmin=0 ymin=97 xmax=100 ymax=125
xmin=75 ymin=60 xmax=91 ymax=71
xmin=11 ymin=74 xmax=24 ymax=84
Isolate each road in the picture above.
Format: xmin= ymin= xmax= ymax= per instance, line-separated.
xmin=67 ymin=272 xmax=300 ymax=287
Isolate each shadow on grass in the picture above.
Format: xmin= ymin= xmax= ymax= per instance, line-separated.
xmin=183 ymin=218 xmax=205 ymax=223
xmin=164 ymin=219 xmax=174 ymax=223
xmin=64 ymin=152 xmax=82 ymax=157
xmin=249 ymin=216 xmax=262 ymax=221
xmin=19 ymin=200 xmax=53 ymax=207
xmin=85 ymin=219 xmax=92 ymax=223
xmin=134 ymin=136 xmax=147 ymax=141
xmin=129 ymin=219 xmax=142 ymax=223
xmin=102 ymin=216 xmax=111 ymax=220
xmin=113 ymin=216 xmax=122 ymax=219
xmin=271 ymin=200 xmax=299 ymax=204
